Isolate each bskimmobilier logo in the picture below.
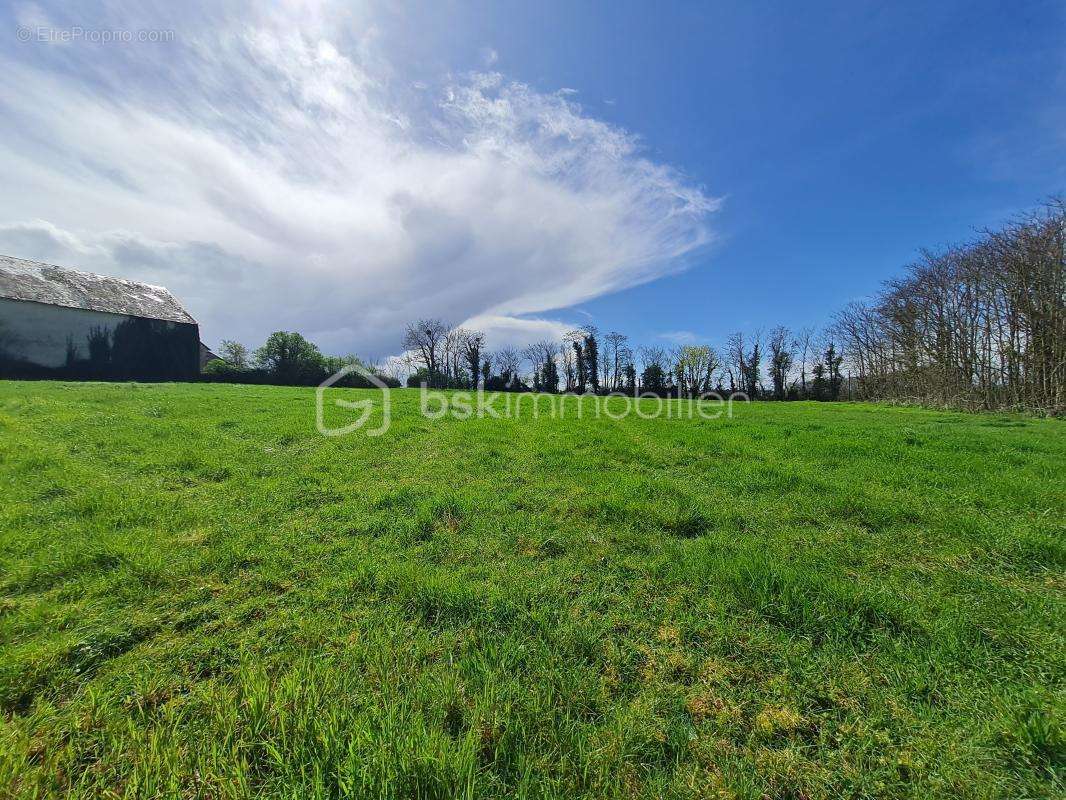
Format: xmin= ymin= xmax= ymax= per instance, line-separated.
xmin=317 ymin=364 xmax=748 ymax=438
xmin=316 ymin=364 xmax=392 ymax=437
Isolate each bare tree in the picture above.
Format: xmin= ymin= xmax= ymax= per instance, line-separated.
xmin=639 ymin=346 xmax=667 ymax=372
xmin=667 ymin=345 xmax=685 ymax=390
xmin=604 ymin=331 xmax=628 ymax=390
xmin=494 ymin=347 xmax=522 ymax=387
xmin=522 ymin=341 xmax=552 ymax=390
xmin=442 ymin=328 xmax=467 ymax=386
xmin=725 ymin=330 xmax=764 ymax=396
xmin=831 ymin=199 xmax=1064 ymax=411
xmin=796 ymin=327 xmax=816 ymax=398
xmin=523 ymin=340 xmax=560 ymax=392
xmin=403 ymin=319 xmax=448 ymax=386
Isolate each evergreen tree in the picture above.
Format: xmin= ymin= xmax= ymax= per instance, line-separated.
xmin=811 ymin=362 xmax=827 ymax=400
xmin=583 ymin=332 xmax=599 ymax=393
xmin=462 ymin=331 xmax=484 ymax=389
xmin=541 ymin=358 xmax=559 ymax=392
xmin=824 ymin=342 xmax=843 ymax=400
xmin=746 ymin=341 xmax=762 ymax=397
xmin=572 ymin=340 xmax=586 ymax=393
xmin=641 ymin=364 xmax=666 ymax=394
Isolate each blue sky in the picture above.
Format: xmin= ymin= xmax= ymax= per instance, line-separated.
xmin=1 ymin=1 xmax=1063 ymax=359
xmin=390 ymin=0 xmax=1065 ymax=348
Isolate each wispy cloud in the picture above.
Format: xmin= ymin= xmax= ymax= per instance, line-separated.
xmin=657 ymin=330 xmax=700 ymax=345
xmin=0 ymin=1 xmax=718 ymax=356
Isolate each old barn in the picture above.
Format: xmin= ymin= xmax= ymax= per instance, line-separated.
xmin=0 ymin=254 xmax=201 ymax=381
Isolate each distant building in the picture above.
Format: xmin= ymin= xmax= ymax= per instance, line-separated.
xmin=0 ymin=254 xmax=201 ymax=381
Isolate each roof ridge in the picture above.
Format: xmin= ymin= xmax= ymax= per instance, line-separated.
xmin=0 ymin=253 xmax=197 ymax=325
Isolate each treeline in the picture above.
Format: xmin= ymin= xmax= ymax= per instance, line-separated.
xmin=208 ymin=200 xmax=1061 ymax=411
xmin=400 ymin=200 xmax=1063 ymax=412
xmin=400 ymin=319 xmax=850 ymax=400
xmin=835 ymin=199 xmax=1064 ymax=412
xmin=202 ymin=331 xmax=399 ymax=388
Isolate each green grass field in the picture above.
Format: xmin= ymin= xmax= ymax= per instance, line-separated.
xmin=0 ymin=381 xmax=1062 ymax=799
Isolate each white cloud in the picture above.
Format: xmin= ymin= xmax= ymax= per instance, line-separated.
xmin=658 ymin=330 xmax=700 ymax=345
xmin=0 ymin=1 xmax=718 ymax=356
xmin=459 ymin=314 xmax=575 ymax=351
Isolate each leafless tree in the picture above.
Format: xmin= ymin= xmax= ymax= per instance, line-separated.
xmin=603 ymin=331 xmax=627 ymax=390
xmin=494 ymin=346 xmax=522 ymax=387
xmin=519 ymin=340 xmax=554 ymax=389
xmin=639 ymin=346 xmax=667 ymax=372
xmin=598 ymin=346 xmax=611 ymax=391
xmin=634 ymin=346 xmax=669 ymax=392
xmin=833 ymin=199 xmax=1065 ymax=411
xmin=796 ymin=326 xmax=816 ymax=398
xmin=442 ymin=328 xmax=466 ymax=385
xmin=667 ymin=345 xmax=684 ymax=388
xmin=403 ymin=318 xmax=448 ymax=385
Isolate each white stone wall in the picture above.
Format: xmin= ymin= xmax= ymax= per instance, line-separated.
xmin=0 ymin=297 xmax=135 ymax=367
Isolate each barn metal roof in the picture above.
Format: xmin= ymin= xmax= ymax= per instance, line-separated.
xmin=0 ymin=254 xmax=196 ymax=325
